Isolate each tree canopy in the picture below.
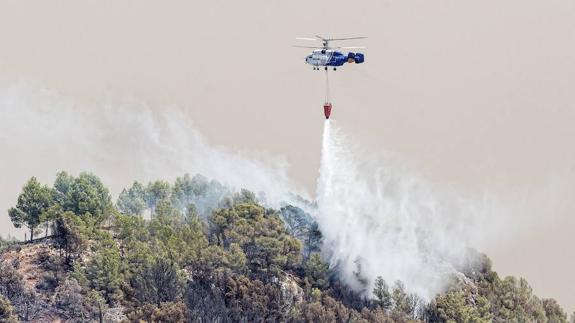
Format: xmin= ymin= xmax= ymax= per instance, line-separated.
xmin=1 ymin=171 xmax=571 ymax=323
xmin=8 ymin=177 xmax=53 ymax=241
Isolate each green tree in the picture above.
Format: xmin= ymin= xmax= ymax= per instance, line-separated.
xmin=131 ymin=257 xmax=185 ymax=307
xmin=428 ymin=289 xmax=491 ymax=323
xmin=305 ymin=222 xmax=323 ymax=258
xmin=175 ymin=211 xmax=209 ymax=267
xmin=209 ymin=202 xmax=301 ymax=278
xmin=542 ymin=298 xmax=568 ymax=323
xmin=86 ymin=236 xmax=124 ymax=303
xmin=232 ymin=189 xmax=257 ymax=205
xmin=8 ymin=177 xmax=53 ymax=241
xmin=53 ymin=171 xmax=74 ymax=204
xmin=390 ymin=281 xmax=420 ymax=318
xmin=280 ymin=205 xmax=312 ymax=241
xmin=184 ymin=203 xmax=199 ymax=224
xmin=39 ymin=204 xmax=62 ymax=238
xmin=305 ymin=253 xmax=330 ymax=290
xmin=489 ymin=276 xmax=546 ymax=321
xmin=373 ymin=276 xmax=392 ymax=310
xmin=227 ymin=243 xmax=247 ymax=273
xmin=117 ymin=181 xmax=146 ymax=216
xmin=155 ymin=198 xmax=179 ymax=219
xmin=171 ymin=174 xmax=197 ymax=213
xmin=84 ymin=289 xmax=107 ymax=323
xmin=64 ymin=172 xmax=113 ymax=224
xmin=53 ymin=211 xmax=88 ymax=265
xmin=145 ymin=180 xmax=171 ymax=217
xmin=114 ymin=212 xmax=148 ymax=241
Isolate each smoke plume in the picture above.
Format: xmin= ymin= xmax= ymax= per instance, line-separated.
xmin=0 ymin=83 xmax=305 ymax=238
xmin=3 ymin=83 xmax=573 ymax=305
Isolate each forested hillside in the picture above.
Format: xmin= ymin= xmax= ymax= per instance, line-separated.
xmin=1 ymin=172 xmax=571 ymax=322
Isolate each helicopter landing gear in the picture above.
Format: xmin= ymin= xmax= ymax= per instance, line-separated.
xmin=333 ymin=67 xmax=337 ymax=71
xmin=324 ymin=66 xmax=328 ymax=71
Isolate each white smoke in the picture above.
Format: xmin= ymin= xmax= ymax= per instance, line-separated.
xmin=315 ymin=120 xmax=482 ymax=300
xmin=3 ymin=83 xmax=573 ymax=306
xmin=0 ymin=82 xmax=305 ymax=234
xmin=0 ymin=84 xmax=492 ymax=296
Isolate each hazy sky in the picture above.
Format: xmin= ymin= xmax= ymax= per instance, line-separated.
xmin=1 ymin=0 xmax=574 ymax=311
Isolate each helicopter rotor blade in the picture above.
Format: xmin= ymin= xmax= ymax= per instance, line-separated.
xmin=339 ymin=46 xmax=366 ymax=49
xmin=327 ymin=36 xmax=367 ymax=41
xmin=294 ymin=46 xmax=344 ymax=50
xmin=296 ymin=37 xmax=319 ymax=41
xmin=298 ymin=36 xmax=367 ymax=42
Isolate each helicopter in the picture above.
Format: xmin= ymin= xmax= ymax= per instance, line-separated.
xmin=294 ymin=35 xmax=366 ymax=71
xmin=295 ymin=35 xmax=366 ymax=119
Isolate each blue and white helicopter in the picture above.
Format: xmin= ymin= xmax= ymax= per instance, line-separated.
xmin=295 ymin=35 xmax=366 ymax=71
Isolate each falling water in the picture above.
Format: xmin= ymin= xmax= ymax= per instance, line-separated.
xmin=315 ymin=120 xmax=478 ymax=300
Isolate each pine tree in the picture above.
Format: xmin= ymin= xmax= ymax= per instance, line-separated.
xmin=8 ymin=177 xmax=53 ymax=242
xmin=373 ymin=276 xmax=392 ymax=310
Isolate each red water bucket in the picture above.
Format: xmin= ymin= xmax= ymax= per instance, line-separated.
xmin=324 ymin=103 xmax=332 ymax=119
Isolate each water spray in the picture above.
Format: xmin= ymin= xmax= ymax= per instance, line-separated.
xmin=315 ymin=120 xmax=480 ymax=300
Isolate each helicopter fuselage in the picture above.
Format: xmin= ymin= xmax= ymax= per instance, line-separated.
xmin=305 ymin=49 xmax=364 ymax=67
